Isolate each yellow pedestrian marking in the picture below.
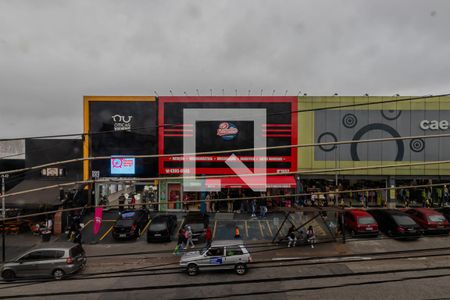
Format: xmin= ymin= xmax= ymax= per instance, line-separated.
xmin=258 ymin=221 xmax=264 ymax=237
xmin=245 ymin=220 xmax=249 ymax=237
xmin=81 ymin=220 xmax=93 ymax=230
xmin=141 ymin=219 xmax=152 ymax=237
xmin=213 ymin=220 xmax=217 ymax=239
xmin=266 ymin=220 xmax=273 ymax=236
xmin=99 ymin=225 xmax=114 ymax=241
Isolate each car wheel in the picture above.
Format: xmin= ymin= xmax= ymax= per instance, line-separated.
xmin=1 ymin=270 xmax=16 ymax=281
xmin=53 ymin=269 xmax=65 ymax=280
xmin=235 ymin=263 xmax=247 ymax=275
xmin=187 ymin=264 xmax=198 ymax=276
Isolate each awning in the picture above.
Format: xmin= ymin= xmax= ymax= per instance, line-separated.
xmin=205 ymin=176 xmax=296 ymax=189
xmin=4 ymin=179 xmax=78 ymax=209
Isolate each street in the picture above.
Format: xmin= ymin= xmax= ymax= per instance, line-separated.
xmin=1 ymin=233 xmax=450 ymax=299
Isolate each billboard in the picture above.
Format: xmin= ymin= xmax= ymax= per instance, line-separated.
xmin=111 ymin=157 xmax=136 ymax=175
xmin=83 ymin=96 xmax=157 ymax=180
xmin=158 ymin=97 xmax=298 ymax=176
xmin=298 ymin=96 xmax=450 ymax=176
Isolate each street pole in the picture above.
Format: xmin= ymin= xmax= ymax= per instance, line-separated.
xmin=1 ymin=174 xmax=9 ymax=262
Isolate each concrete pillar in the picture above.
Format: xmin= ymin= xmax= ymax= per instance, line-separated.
xmin=387 ymin=176 xmax=396 ymax=209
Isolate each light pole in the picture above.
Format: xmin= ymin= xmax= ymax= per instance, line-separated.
xmin=1 ymin=174 xmax=9 ymax=262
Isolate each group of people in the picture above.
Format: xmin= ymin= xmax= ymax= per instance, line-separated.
xmin=67 ymin=213 xmax=83 ymax=245
xmin=286 ymin=225 xmax=316 ymax=249
xmin=174 ymin=224 xmax=213 ymax=255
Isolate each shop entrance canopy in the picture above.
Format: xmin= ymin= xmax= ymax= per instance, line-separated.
xmin=205 ymin=175 xmax=296 ymax=189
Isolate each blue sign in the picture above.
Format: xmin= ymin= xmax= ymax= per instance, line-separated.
xmin=111 ymin=157 xmax=136 ymax=175
xmin=209 ymin=257 xmax=223 ymax=265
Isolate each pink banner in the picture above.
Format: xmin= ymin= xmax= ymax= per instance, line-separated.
xmin=93 ymin=207 xmax=103 ymax=235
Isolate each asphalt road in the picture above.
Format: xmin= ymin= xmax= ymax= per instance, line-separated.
xmin=1 ymin=236 xmax=450 ymax=299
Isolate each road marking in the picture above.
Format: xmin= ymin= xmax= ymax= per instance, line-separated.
xmin=141 ymin=219 xmax=152 ymax=237
xmin=99 ymin=225 xmax=114 ymax=241
xmin=258 ymin=221 xmax=264 ymax=237
xmin=245 ymin=220 xmax=249 ymax=237
xmin=81 ymin=220 xmax=93 ymax=231
xmin=213 ymin=220 xmax=217 ymax=239
xmin=266 ymin=220 xmax=273 ymax=236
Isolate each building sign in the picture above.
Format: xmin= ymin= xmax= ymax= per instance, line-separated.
xmin=85 ymin=97 xmax=157 ymax=179
xmin=111 ymin=157 xmax=136 ymax=175
xmin=298 ymin=96 xmax=450 ymax=175
xmin=158 ymin=96 xmax=298 ymax=175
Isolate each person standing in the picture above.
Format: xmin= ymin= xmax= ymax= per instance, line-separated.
xmin=444 ymin=185 xmax=449 ymax=206
xmin=234 ymin=226 xmax=241 ymax=239
xmin=118 ymin=193 xmax=125 ymax=212
xmin=174 ymin=228 xmax=186 ymax=255
xmin=204 ymin=225 xmax=212 ymax=248
xmin=306 ymin=226 xmax=316 ymax=249
xmin=251 ymin=199 xmax=257 ymax=218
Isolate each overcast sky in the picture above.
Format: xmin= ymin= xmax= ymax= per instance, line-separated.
xmin=0 ymin=0 xmax=449 ymax=138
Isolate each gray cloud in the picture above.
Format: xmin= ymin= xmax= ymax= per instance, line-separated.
xmin=0 ymin=0 xmax=449 ymax=138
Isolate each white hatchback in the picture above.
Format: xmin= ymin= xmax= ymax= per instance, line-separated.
xmin=180 ymin=240 xmax=252 ymax=276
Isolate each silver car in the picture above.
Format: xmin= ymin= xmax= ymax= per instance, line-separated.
xmin=1 ymin=242 xmax=87 ymax=281
xmin=180 ymin=240 xmax=252 ymax=276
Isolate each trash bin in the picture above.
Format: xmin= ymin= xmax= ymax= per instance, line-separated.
xmin=41 ymin=231 xmax=51 ymax=242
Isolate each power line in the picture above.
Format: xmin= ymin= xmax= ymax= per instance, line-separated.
xmin=0 ymin=93 xmax=448 ymax=142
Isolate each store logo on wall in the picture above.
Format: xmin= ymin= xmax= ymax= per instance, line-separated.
xmin=419 ymin=120 xmax=449 ymax=130
xmin=217 ymin=122 xmax=238 ymax=140
xmin=112 ymin=114 xmax=133 ymax=131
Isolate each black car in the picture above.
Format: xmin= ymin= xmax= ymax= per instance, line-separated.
xmin=368 ymin=209 xmax=422 ymax=240
xmin=147 ymin=215 xmax=178 ymax=242
xmin=182 ymin=212 xmax=209 ymax=243
xmin=112 ymin=210 xmax=149 ymax=240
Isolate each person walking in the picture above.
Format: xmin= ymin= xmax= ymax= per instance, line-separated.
xmin=306 ymin=226 xmax=316 ymax=249
xmin=444 ymin=185 xmax=449 ymax=207
xmin=185 ymin=225 xmax=195 ymax=248
xmin=174 ymin=228 xmax=186 ymax=255
xmin=251 ymin=199 xmax=257 ymax=218
xmin=287 ymin=225 xmax=297 ymax=248
xmin=204 ymin=225 xmax=212 ymax=248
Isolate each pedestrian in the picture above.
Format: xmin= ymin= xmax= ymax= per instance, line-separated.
xmin=174 ymin=228 xmax=186 ymax=255
xmin=204 ymin=225 xmax=212 ymax=248
xmin=118 ymin=193 xmax=125 ymax=212
xmin=287 ymin=225 xmax=297 ymax=248
xmin=251 ymin=199 xmax=257 ymax=218
xmin=306 ymin=225 xmax=316 ymax=249
xmin=234 ymin=226 xmax=241 ymax=239
xmin=259 ymin=198 xmax=268 ymax=218
xmin=129 ymin=194 xmax=136 ymax=209
xmin=444 ymin=185 xmax=449 ymax=207
xmin=185 ymin=225 xmax=195 ymax=248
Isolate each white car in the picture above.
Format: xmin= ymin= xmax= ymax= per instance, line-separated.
xmin=180 ymin=240 xmax=252 ymax=276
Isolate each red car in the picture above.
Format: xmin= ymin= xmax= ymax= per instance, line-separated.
xmin=344 ymin=209 xmax=379 ymax=237
xmin=405 ymin=208 xmax=450 ymax=234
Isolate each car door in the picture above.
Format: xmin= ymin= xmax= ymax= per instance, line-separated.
xmin=36 ymin=250 xmax=64 ymax=277
xmin=15 ymin=251 xmax=44 ymax=277
xmin=202 ymin=247 xmax=226 ymax=270
xmin=225 ymin=246 xmax=245 ymax=269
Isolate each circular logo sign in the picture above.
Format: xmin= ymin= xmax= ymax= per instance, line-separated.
xmin=217 ymin=122 xmax=238 ymax=140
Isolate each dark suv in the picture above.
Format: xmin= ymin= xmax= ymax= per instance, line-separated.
xmin=112 ymin=209 xmax=149 ymax=240
xmin=368 ymin=209 xmax=422 ymax=240
xmin=147 ymin=214 xmax=178 ymax=242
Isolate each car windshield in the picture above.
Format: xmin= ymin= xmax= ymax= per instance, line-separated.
xmin=393 ymin=215 xmax=416 ymax=226
xmin=358 ymin=216 xmax=376 ymax=225
xmin=428 ymin=215 xmax=446 ymax=222
xmin=149 ymin=223 xmax=167 ymax=231
xmin=116 ymin=219 xmax=134 ymax=227
xmin=120 ymin=212 xmax=136 ymax=219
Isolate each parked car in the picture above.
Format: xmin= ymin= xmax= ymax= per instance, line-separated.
xmin=112 ymin=209 xmax=149 ymax=240
xmin=435 ymin=207 xmax=450 ymax=222
xmin=147 ymin=214 xmax=178 ymax=242
xmin=344 ymin=209 xmax=379 ymax=237
xmin=404 ymin=208 xmax=450 ymax=234
xmin=180 ymin=240 xmax=252 ymax=276
xmin=1 ymin=243 xmax=86 ymax=281
xmin=368 ymin=209 xmax=422 ymax=239
xmin=182 ymin=212 xmax=209 ymax=243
